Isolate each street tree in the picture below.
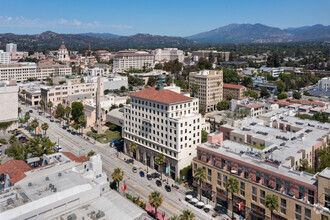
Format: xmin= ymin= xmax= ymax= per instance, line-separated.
xmin=194 ymin=167 xmax=206 ymax=200
xmin=30 ymin=119 xmax=39 ymax=135
xmin=277 ymin=93 xmax=288 ymax=99
xmin=71 ymin=102 xmax=84 ymax=123
xmin=155 ymin=153 xmax=166 ymax=180
xmin=39 ymin=99 xmax=45 ymax=111
xmin=293 ymin=92 xmax=301 ymax=99
xmin=47 ymin=101 xmax=53 ymax=114
xmin=148 ymin=191 xmax=163 ymax=219
xmin=55 ymin=104 xmax=65 ymax=119
xmin=180 ymin=210 xmax=195 ymax=220
xmin=216 ymin=100 xmax=230 ymax=111
xmin=265 ymin=194 xmax=279 ymax=220
xmin=201 ymin=130 xmax=208 ymax=143
xmin=111 ymin=168 xmax=124 ymax=191
xmin=9 ymin=135 xmax=17 ymax=145
xmin=199 ymin=106 xmax=206 ymax=116
xmin=41 ymin=123 xmax=49 ymax=137
xmin=226 ymin=177 xmax=239 ymax=220
xmin=129 ymin=142 xmax=138 ymax=162
xmin=260 ymin=88 xmax=270 ymax=98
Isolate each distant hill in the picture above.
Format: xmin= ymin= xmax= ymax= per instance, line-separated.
xmin=79 ymin=32 xmax=121 ymax=39
xmin=186 ymin=23 xmax=330 ymax=43
xmin=0 ymin=31 xmax=199 ymax=50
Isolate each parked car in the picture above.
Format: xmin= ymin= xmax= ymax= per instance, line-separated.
xmin=0 ymin=150 xmax=2 ymax=155
xmin=151 ymin=172 xmax=160 ymax=179
xmin=147 ymin=174 xmax=152 ymax=180
xmin=156 ymin=180 xmax=162 ymax=187
xmin=165 ymin=185 xmax=171 ymax=192
xmin=29 ymin=110 xmax=33 ymax=113
xmin=139 ymin=171 xmax=145 ymax=177
xmin=19 ymin=137 xmax=29 ymax=143
xmin=0 ymin=143 xmax=2 ymax=147
xmin=67 ymin=129 xmax=72 ymax=133
xmin=54 ymin=145 xmax=63 ymax=152
xmin=50 ymin=117 xmax=54 ymax=122
xmin=132 ymin=167 xmax=137 ymax=173
xmin=172 ymin=184 xmax=179 ymax=190
xmin=71 ymin=131 xmax=77 ymax=135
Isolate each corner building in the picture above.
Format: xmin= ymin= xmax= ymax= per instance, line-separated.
xmin=123 ymin=87 xmax=202 ymax=178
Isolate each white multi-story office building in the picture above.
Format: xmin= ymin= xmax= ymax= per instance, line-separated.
xmin=0 ymin=81 xmax=18 ymax=131
xmin=6 ymin=43 xmax=17 ymax=53
xmin=0 ymin=63 xmax=71 ymax=82
xmin=0 ymin=50 xmax=11 ymax=64
xmin=153 ymin=48 xmax=184 ymax=63
xmin=123 ymin=87 xmax=202 ymax=178
xmin=113 ymin=50 xmax=154 ymax=73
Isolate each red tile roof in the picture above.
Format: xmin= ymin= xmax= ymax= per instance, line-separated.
xmin=62 ymin=152 xmax=89 ymax=163
xmin=286 ymin=98 xmax=325 ymax=106
xmin=130 ymin=87 xmax=192 ymax=104
xmin=223 ymin=83 xmax=245 ymax=90
xmin=0 ymin=160 xmax=32 ymax=184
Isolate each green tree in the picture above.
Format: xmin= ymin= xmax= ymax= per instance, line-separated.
xmin=217 ymin=100 xmax=230 ymax=111
xmin=277 ymin=93 xmax=288 ymax=99
xmin=119 ymin=103 xmax=124 ymax=108
xmin=109 ymin=104 xmax=118 ymax=111
xmin=65 ymin=106 xmax=71 ymax=119
xmin=223 ymin=68 xmax=241 ymax=84
xmin=303 ymin=91 xmax=311 ymax=96
xmin=194 ymin=167 xmax=206 ymax=200
xmin=39 ymin=99 xmax=45 ymax=111
xmin=226 ymin=177 xmax=239 ymax=219
xmin=147 ymin=76 xmax=157 ymax=87
xmin=154 ymin=63 xmax=163 ymax=69
xmin=55 ymin=103 xmax=65 ymax=119
xmin=24 ymin=112 xmax=30 ymax=124
xmin=265 ymin=194 xmax=279 ymax=220
xmin=199 ymin=106 xmax=206 ymax=116
xmin=47 ymin=101 xmax=53 ymax=114
xmin=71 ymin=102 xmax=84 ymax=123
xmin=180 ymin=210 xmax=195 ymax=220
xmin=129 ymin=142 xmax=138 ymax=161
xmin=21 ymin=90 xmax=26 ymax=105
xmin=226 ymin=92 xmax=235 ymax=101
xmin=244 ymin=89 xmax=259 ymax=99
xmin=111 ymin=168 xmax=124 ymax=191
xmin=148 ymin=191 xmax=163 ymax=219
xmin=41 ymin=123 xmax=49 ymax=137
xmin=293 ymin=92 xmax=301 ymax=99
xmin=260 ymin=88 xmax=270 ymax=98
xmin=241 ymin=77 xmax=253 ymax=89
xmin=40 ymin=137 xmax=56 ymax=155
xmin=30 ymin=119 xmax=39 ymax=135
xmin=155 ymin=153 xmax=166 ymax=180
xmin=170 ymin=215 xmax=180 ymax=220
xmin=126 ymin=98 xmax=131 ymax=104
xmin=8 ymin=140 xmax=26 ymax=160
xmin=276 ymin=81 xmax=286 ymax=93
xmin=129 ymin=85 xmax=133 ymax=91
xmin=87 ymin=150 xmax=96 ymax=157
xmin=18 ymin=107 xmax=22 ymax=116
xmin=9 ymin=135 xmax=17 ymax=145
xmin=120 ymin=86 xmax=126 ymax=92
xmin=201 ymin=130 xmax=208 ymax=143
xmin=312 ymin=112 xmax=328 ymax=123
xmin=191 ymin=84 xmax=200 ymax=97
xmin=104 ymin=89 xmax=110 ymax=95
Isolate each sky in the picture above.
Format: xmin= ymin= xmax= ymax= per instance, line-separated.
xmin=0 ymin=0 xmax=329 ymax=37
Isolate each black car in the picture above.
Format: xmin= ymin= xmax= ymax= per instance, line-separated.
xmin=29 ymin=110 xmax=33 ymax=113
xmin=165 ymin=185 xmax=171 ymax=192
xmin=71 ymin=131 xmax=77 ymax=135
xmin=147 ymin=174 xmax=152 ymax=180
xmin=67 ymin=129 xmax=72 ymax=133
xmin=156 ymin=180 xmax=162 ymax=187
xmin=132 ymin=167 xmax=137 ymax=173
xmin=151 ymin=172 xmax=160 ymax=179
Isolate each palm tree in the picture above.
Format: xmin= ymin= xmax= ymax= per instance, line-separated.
xmin=194 ymin=167 xmax=206 ymax=200
xmin=111 ymin=168 xmax=124 ymax=191
xmin=148 ymin=191 xmax=163 ymax=219
xmin=39 ymin=99 xmax=45 ymax=111
xmin=226 ymin=177 xmax=239 ymax=219
xmin=41 ymin=123 xmax=49 ymax=137
xmin=30 ymin=119 xmax=39 ymax=135
xmin=180 ymin=209 xmax=195 ymax=220
xmin=155 ymin=153 xmax=166 ymax=180
xmin=129 ymin=142 xmax=138 ymax=161
xmin=21 ymin=90 xmax=26 ymax=105
xmin=47 ymin=101 xmax=53 ymax=114
xmin=9 ymin=135 xmax=17 ymax=145
xmin=78 ymin=115 xmax=86 ymax=135
xmin=266 ymin=194 xmax=279 ymax=220
xmin=170 ymin=215 xmax=180 ymax=220
xmin=65 ymin=106 xmax=71 ymax=118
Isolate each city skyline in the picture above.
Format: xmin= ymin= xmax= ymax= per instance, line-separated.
xmin=0 ymin=0 xmax=329 ymax=36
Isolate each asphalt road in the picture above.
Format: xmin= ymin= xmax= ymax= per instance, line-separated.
xmin=19 ymin=104 xmax=215 ymax=220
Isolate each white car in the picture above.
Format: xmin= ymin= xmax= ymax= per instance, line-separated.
xmin=54 ymin=145 xmax=63 ymax=152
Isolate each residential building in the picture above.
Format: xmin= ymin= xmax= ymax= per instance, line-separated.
xmin=113 ymin=50 xmax=154 ymax=72
xmin=223 ymin=83 xmax=247 ymax=100
xmin=57 ymin=43 xmax=70 ymax=62
xmin=153 ymin=48 xmax=184 ymax=63
xmin=0 ymin=50 xmax=11 ymax=64
xmin=193 ymin=133 xmax=330 ymax=220
xmin=6 ymin=43 xmax=17 ymax=53
xmin=0 ymin=153 xmax=148 ymax=220
xmin=230 ymin=98 xmax=279 ymax=117
xmin=123 ymin=87 xmax=202 ymax=178
xmin=0 ymin=81 xmax=18 ymax=131
xmin=0 ymin=63 xmax=71 ymax=82
xmin=252 ymin=76 xmax=277 ymax=93
xmin=192 ymin=50 xmax=230 ymax=62
xmin=189 ymin=70 xmax=223 ymax=112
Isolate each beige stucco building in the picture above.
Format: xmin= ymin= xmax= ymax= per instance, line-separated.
xmin=223 ymin=83 xmax=247 ymax=100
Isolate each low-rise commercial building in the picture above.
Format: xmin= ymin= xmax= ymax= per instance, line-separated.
xmin=223 ymin=83 xmax=247 ymax=100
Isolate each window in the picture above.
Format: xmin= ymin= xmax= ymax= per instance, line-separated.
xmin=256 ymin=171 xmax=261 ymax=183
xmin=264 ymin=174 xmax=269 ymax=186
xmin=240 ymin=182 xmax=245 ymax=196
xmin=305 ymin=208 xmax=311 ymax=219
xmin=260 ymin=190 xmax=265 ymax=205
xmin=295 ymin=214 xmax=301 ymax=220
xmin=252 ymin=186 xmax=257 ymax=202
xmin=296 ymin=204 xmax=301 ymax=214
xmin=325 ymin=194 xmax=330 ymax=208
xmin=217 ymin=173 xmax=221 ymax=186
xmin=223 ymin=175 xmax=227 ymax=187
xmin=284 ymin=181 xmax=290 ymax=194
xmin=276 ymin=178 xmax=282 ymax=191
xmin=244 ymin=167 xmax=249 ymax=179
xmin=299 ymin=186 xmax=305 ymax=199
xmin=193 ymin=163 xmax=197 ymax=170
xmin=238 ymin=164 xmax=242 ymax=176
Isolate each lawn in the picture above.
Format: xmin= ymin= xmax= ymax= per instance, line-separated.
xmin=87 ymin=130 xmax=121 ymax=143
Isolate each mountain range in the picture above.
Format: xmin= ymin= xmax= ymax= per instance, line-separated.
xmin=0 ymin=24 xmax=329 ymax=50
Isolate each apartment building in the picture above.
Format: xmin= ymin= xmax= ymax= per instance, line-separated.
xmin=223 ymin=83 xmax=247 ymax=100
xmin=6 ymin=43 xmax=17 ymax=53
xmin=123 ymin=87 xmax=202 ymax=178
xmin=189 ymin=70 xmax=223 ymax=112
xmin=192 ymin=50 xmax=230 ymax=62
xmin=230 ymin=98 xmax=279 ymax=117
xmin=193 ymin=132 xmax=330 ymax=220
xmin=113 ymin=50 xmax=154 ymax=72
xmin=0 ymin=63 xmax=71 ymax=82
xmin=0 ymin=81 xmax=18 ymax=131
xmin=0 ymin=50 xmax=11 ymax=64
xmin=153 ymin=48 xmax=184 ymax=63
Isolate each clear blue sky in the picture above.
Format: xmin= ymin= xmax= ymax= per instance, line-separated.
xmin=0 ymin=0 xmax=329 ymax=36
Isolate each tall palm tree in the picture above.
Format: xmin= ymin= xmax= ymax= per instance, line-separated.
xmin=155 ymin=153 xmax=166 ymax=180
xmin=65 ymin=106 xmax=71 ymax=118
xmin=148 ymin=191 xmax=163 ymax=219
xmin=170 ymin=215 xmax=180 ymax=220
xmin=180 ymin=209 xmax=195 ymax=220
xmin=194 ymin=167 xmax=206 ymax=200
xmin=47 ymin=101 xmax=53 ymax=114
xmin=111 ymin=168 xmax=124 ymax=191
xmin=129 ymin=142 xmax=138 ymax=161
xmin=266 ymin=194 xmax=279 ymax=220
xmin=41 ymin=123 xmax=49 ymax=137
xmin=30 ymin=119 xmax=39 ymax=135
xmin=226 ymin=177 xmax=239 ymax=219
xmin=39 ymin=99 xmax=45 ymax=112
xmin=21 ymin=90 xmax=26 ymax=105
xmin=9 ymin=135 xmax=17 ymax=145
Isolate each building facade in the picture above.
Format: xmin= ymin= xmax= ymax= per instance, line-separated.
xmin=57 ymin=43 xmax=70 ymax=62
xmin=0 ymin=81 xmax=18 ymax=131
xmin=6 ymin=43 xmax=17 ymax=53
xmin=0 ymin=50 xmax=11 ymax=64
xmin=223 ymin=83 xmax=247 ymax=100
xmin=123 ymin=87 xmax=202 ymax=178
xmin=189 ymin=70 xmax=223 ymax=112
xmin=113 ymin=51 xmax=154 ymax=72
xmin=153 ymin=48 xmax=184 ymax=63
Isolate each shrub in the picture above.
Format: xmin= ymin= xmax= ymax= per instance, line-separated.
xmin=0 ymin=138 xmax=7 ymax=144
